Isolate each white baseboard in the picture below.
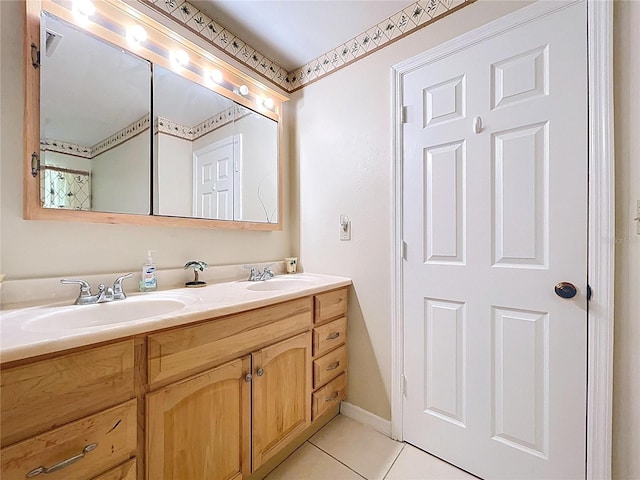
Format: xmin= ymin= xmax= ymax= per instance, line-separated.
xmin=339 ymin=402 xmax=392 ymax=437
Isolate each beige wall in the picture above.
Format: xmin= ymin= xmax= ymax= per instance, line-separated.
xmin=92 ymin=133 xmax=150 ymax=214
xmin=293 ymin=0 xmax=532 ymax=420
xmin=613 ymin=1 xmax=640 ymax=479
xmin=156 ymin=134 xmax=192 ymax=216
xmin=0 ymin=0 xmax=292 ymax=280
xmin=295 ymin=3 xmax=639 ymax=477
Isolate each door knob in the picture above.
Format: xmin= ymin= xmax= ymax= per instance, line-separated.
xmin=555 ymin=282 xmax=577 ymax=299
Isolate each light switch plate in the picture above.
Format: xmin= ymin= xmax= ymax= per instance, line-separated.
xmin=340 ymin=214 xmax=351 ymax=241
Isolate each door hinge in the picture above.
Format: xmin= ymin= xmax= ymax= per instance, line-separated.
xmin=30 ymin=43 xmax=40 ymax=69
xmin=401 ymin=106 xmax=408 ymax=124
xmin=31 ymin=152 xmax=40 ymax=177
xmin=401 ymin=374 xmax=407 ymax=395
xmin=587 ymin=284 xmax=592 ymax=301
xmin=401 ymin=240 xmax=407 ymax=260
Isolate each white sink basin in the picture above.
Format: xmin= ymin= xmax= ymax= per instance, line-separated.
xmin=246 ymin=278 xmax=314 ymax=292
xmin=18 ymin=293 xmax=199 ymax=332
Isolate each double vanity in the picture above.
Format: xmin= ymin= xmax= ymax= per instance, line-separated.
xmin=0 ymin=273 xmax=351 ymax=480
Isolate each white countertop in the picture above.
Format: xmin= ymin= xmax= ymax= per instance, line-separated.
xmin=0 ymin=273 xmax=351 ymax=364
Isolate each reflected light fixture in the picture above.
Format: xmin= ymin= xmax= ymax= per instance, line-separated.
xmin=170 ymin=49 xmax=189 ymax=67
xmin=262 ymin=97 xmax=275 ymax=110
xmin=72 ymin=0 xmax=95 ymax=20
xmin=206 ymin=69 xmax=223 ymax=84
xmin=126 ymin=25 xmax=147 ymax=47
xmin=238 ymin=84 xmax=249 ymax=96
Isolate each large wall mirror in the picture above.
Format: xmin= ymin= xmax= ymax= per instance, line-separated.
xmin=154 ymin=66 xmax=279 ymax=223
xmin=40 ymin=12 xmax=151 ymax=214
xmin=24 ymin=0 xmax=287 ymax=229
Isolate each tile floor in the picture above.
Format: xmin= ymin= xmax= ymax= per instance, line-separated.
xmin=265 ymin=414 xmax=478 ymax=480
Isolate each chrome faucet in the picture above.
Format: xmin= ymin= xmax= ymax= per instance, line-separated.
xmin=244 ymin=265 xmax=275 ymax=281
xmin=61 ymin=273 xmax=133 ymax=305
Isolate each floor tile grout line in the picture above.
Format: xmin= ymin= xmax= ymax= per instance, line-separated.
xmin=305 ymin=440 xmax=368 ymax=479
xmin=382 ymin=442 xmax=406 ymax=480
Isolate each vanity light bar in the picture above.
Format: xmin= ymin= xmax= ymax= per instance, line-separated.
xmin=41 ymin=0 xmax=287 ymax=119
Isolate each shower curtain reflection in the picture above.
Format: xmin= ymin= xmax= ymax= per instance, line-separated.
xmin=41 ymin=166 xmax=91 ymax=210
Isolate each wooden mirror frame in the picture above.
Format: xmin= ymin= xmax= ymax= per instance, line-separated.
xmin=24 ymin=0 xmax=288 ymax=230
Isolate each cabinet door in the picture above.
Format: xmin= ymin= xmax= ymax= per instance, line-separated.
xmin=252 ymin=332 xmax=311 ymax=470
xmin=146 ymin=357 xmax=251 ymax=480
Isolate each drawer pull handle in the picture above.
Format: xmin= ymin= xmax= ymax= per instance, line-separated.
xmin=326 ymin=361 xmax=340 ymax=371
xmin=326 ymin=391 xmax=340 ymax=402
xmin=26 ymin=443 xmax=98 ymax=477
xmin=326 ymin=332 xmax=341 ymax=340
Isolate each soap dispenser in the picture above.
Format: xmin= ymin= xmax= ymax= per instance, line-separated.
xmin=140 ymin=250 xmax=157 ymax=292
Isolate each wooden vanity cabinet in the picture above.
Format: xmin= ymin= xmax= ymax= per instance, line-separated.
xmin=146 ymin=356 xmax=251 ymax=480
xmin=311 ymin=288 xmax=349 ymax=420
xmin=0 ymin=286 xmax=349 ymax=480
xmin=252 ymin=332 xmax=311 ymax=469
xmin=0 ymin=341 xmax=137 ymax=480
xmin=145 ymin=297 xmax=314 ymax=479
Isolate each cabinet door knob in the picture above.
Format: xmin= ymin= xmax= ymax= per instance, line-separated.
xmin=256 ymin=368 xmax=264 ymax=377
xmin=244 ymin=373 xmax=252 ymax=382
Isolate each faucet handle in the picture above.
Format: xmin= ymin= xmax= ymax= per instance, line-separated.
xmin=244 ymin=265 xmax=259 ymax=281
xmin=113 ymin=273 xmax=133 ymax=286
xmin=60 ymin=278 xmax=92 ymax=296
xmin=112 ymin=273 xmax=133 ymax=299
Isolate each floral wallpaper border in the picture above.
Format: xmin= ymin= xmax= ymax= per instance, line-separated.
xmin=137 ymin=0 xmax=476 ymax=93
xmin=41 ymin=114 xmax=150 ymax=159
xmin=156 ymin=104 xmax=250 ymax=141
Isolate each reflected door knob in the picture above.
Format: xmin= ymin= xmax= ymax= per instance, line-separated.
xmin=555 ymin=282 xmax=577 ymax=299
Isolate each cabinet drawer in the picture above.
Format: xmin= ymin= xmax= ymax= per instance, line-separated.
xmin=1 ymin=340 xmax=134 ymax=447
xmin=313 ymin=344 xmax=347 ymax=389
xmin=92 ymin=458 xmax=136 ymax=480
xmin=148 ymin=297 xmax=312 ymax=385
xmin=0 ymin=399 xmax=137 ymax=480
xmin=313 ymin=317 xmax=347 ymax=357
xmin=314 ymin=288 xmax=348 ymax=325
xmin=312 ymin=372 xmax=347 ymax=420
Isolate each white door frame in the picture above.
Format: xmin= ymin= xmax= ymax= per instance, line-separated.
xmin=390 ymin=1 xmax=615 ymax=479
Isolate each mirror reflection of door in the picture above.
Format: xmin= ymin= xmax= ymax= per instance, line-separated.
xmin=193 ymin=135 xmax=242 ymax=220
xmin=153 ymin=65 xmax=279 ymax=223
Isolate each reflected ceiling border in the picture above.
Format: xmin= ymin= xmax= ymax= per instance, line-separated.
xmin=136 ymin=0 xmax=477 ymax=93
xmin=156 ymin=104 xmax=250 ymax=141
xmin=41 ymin=114 xmax=150 ymax=159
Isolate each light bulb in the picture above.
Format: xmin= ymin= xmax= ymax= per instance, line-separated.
xmin=126 ymin=25 xmax=147 ymax=47
xmin=207 ymin=69 xmax=223 ymax=84
xmin=238 ymin=84 xmax=249 ymax=96
xmin=72 ymin=0 xmax=95 ymax=20
xmin=170 ymin=49 xmax=189 ymax=67
xmin=262 ymin=97 xmax=275 ymax=110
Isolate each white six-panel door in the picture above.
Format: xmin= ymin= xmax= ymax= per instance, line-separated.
xmin=193 ymin=135 xmax=241 ymax=220
xmin=402 ymin=2 xmax=588 ymax=478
